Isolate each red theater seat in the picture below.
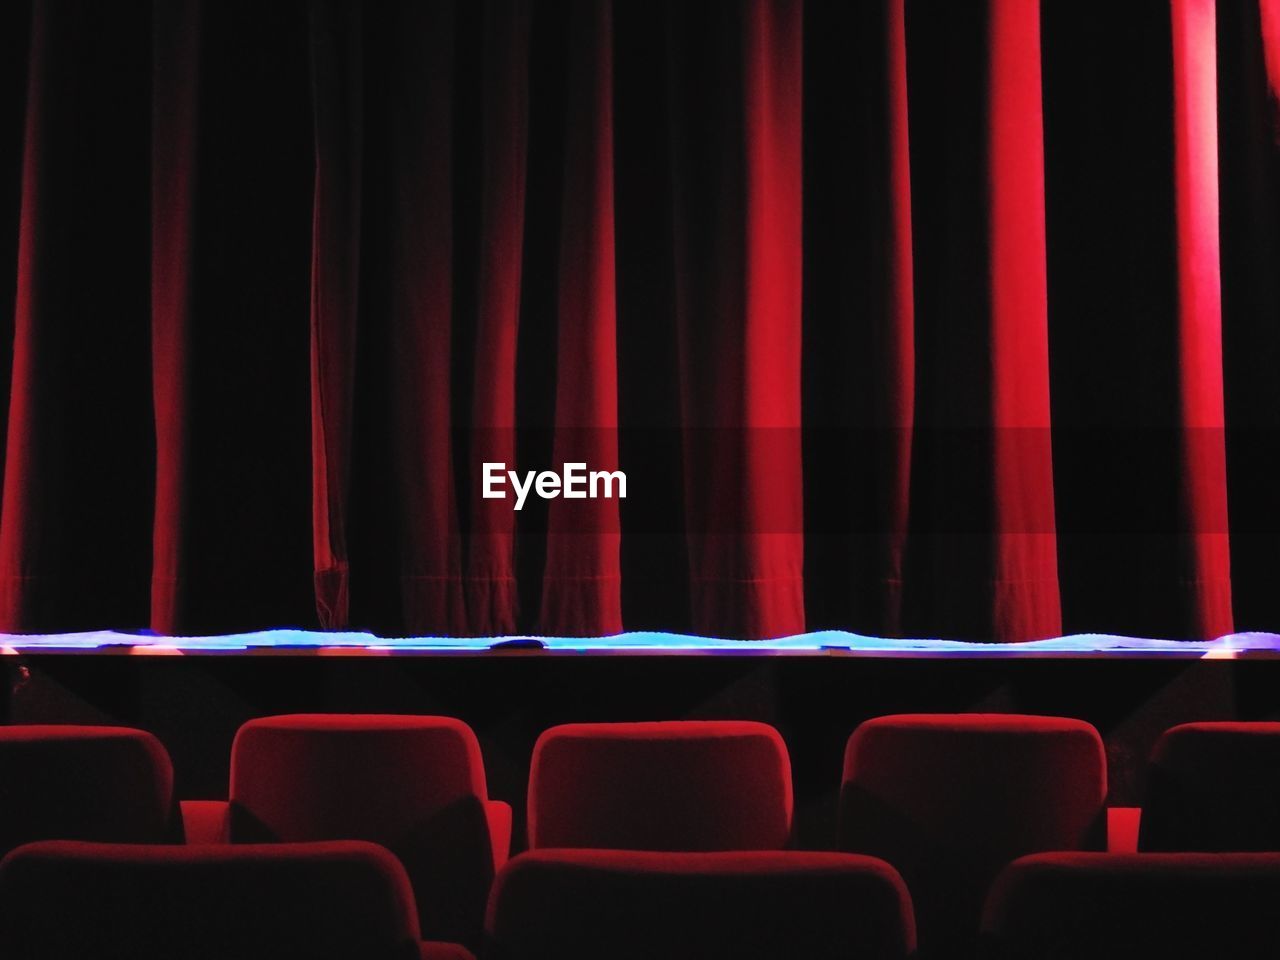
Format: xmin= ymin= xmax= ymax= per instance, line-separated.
xmin=0 ymin=725 xmax=175 ymax=855
xmin=528 ymin=721 xmax=792 ymax=850
xmin=982 ymin=852 xmax=1280 ymax=959
xmin=486 ymin=849 xmax=914 ymax=960
xmin=225 ymin=714 xmax=509 ymax=948
xmin=840 ymin=714 xmax=1107 ymax=959
xmin=1139 ymin=721 xmax=1280 ymax=851
xmin=0 ymin=839 xmax=474 ymax=960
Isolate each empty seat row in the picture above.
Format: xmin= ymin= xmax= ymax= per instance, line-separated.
xmin=842 ymin=714 xmax=1107 ymax=958
xmin=493 ymin=850 xmax=1280 ymax=959
xmin=486 ymin=849 xmax=914 ymax=960
xmin=4 ymin=718 xmax=1280 ymax=959
xmin=6 ymin=839 xmax=1280 ymax=960
xmin=983 ymin=852 xmax=1280 ymax=960
xmin=0 ymin=719 xmax=507 ymax=947
xmin=0 ymin=840 xmax=473 ymax=960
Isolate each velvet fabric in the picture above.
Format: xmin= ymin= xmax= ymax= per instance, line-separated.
xmin=229 ymin=714 xmax=505 ymax=949
xmin=1139 ymin=721 xmax=1280 ymax=851
xmin=840 ymin=714 xmax=1107 ymax=959
xmin=981 ymin=852 xmax=1280 ymax=960
xmin=485 ymin=848 xmax=915 ymax=960
xmin=1 ymin=0 xmax=1275 ymax=641
xmin=0 ymin=725 xmax=175 ymax=856
xmin=527 ymin=720 xmax=792 ymax=851
xmin=0 ymin=839 xmax=474 ymax=960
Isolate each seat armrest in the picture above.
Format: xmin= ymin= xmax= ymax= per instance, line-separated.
xmin=421 ymin=941 xmax=477 ymax=960
xmin=485 ymin=799 xmax=513 ymax=870
xmin=1107 ymin=806 xmax=1141 ymax=853
xmin=181 ymin=799 xmax=231 ymax=844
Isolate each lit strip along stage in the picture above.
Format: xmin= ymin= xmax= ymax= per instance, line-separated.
xmin=3 ymin=631 xmax=1279 ymax=658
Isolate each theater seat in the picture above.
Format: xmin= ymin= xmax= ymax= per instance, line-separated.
xmin=1139 ymin=721 xmax=1280 ymax=851
xmin=528 ymin=721 xmax=792 ymax=850
xmin=0 ymin=839 xmax=474 ymax=960
xmin=486 ymin=849 xmax=914 ymax=960
xmin=225 ymin=714 xmax=509 ymax=948
xmin=0 ymin=725 xmax=175 ymax=856
xmin=840 ymin=714 xmax=1107 ymax=959
xmin=982 ymin=852 xmax=1280 ymax=960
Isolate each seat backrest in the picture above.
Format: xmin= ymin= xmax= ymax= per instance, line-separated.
xmin=486 ymin=849 xmax=914 ymax=960
xmin=528 ymin=721 xmax=792 ymax=850
xmin=0 ymin=839 xmax=424 ymax=960
xmin=840 ymin=714 xmax=1106 ymax=959
xmin=982 ymin=852 xmax=1280 ymax=960
xmin=0 ymin=725 xmax=174 ymax=856
xmin=229 ymin=714 xmax=494 ymax=946
xmin=1140 ymin=721 xmax=1280 ymax=851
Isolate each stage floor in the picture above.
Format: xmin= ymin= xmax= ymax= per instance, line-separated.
xmin=4 ymin=630 xmax=1280 ymax=658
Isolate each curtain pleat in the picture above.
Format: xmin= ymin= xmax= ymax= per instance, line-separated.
xmin=667 ymin=0 xmax=805 ymax=639
xmin=148 ymin=0 xmax=200 ymax=633
xmin=802 ymin=0 xmax=914 ymax=638
xmin=466 ymin=0 xmax=529 ymax=636
xmin=902 ymin=0 xmax=1060 ymax=640
xmin=1171 ymin=0 xmax=1233 ymax=638
xmin=1218 ymin=0 xmax=1280 ymax=631
xmin=987 ymin=0 xmax=1061 ymax=641
xmin=383 ymin=1 xmax=465 ymax=634
xmin=1042 ymin=0 xmax=1232 ymax=639
xmin=0 ymin=0 xmax=1270 ymax=640
xmin=0 ymin=1 xmax=32 ymax=523
xmin=308 ymin=0 xmax=363 ymax=629
xmin=149 ymin=0 xmax=313 ymax=634
xmin=539 ymin=0 xmax=621 ymax=635
xmin=0 ymin=0 xmax=151 ymax=631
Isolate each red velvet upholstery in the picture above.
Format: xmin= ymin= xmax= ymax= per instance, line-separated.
xmin=840 ymin=714 xmax=1107 ymax=959
xmin=1105 ymin=807 xmax=1140 ymax=853
xmin=0 ymin=725 xmax=175 ymax=856
xmin=982 ymin=852 xmax=1280 ymax=959
xmin=528 ymin=721 xmax=793 ymax=850
xmin=229 ymin=714 xmax=504 ymax=948
xmin=486 ymin=849 xmax=914 ymax=960
xmin=420 ymin=944 xmax=478 ymax=960
xmin=181 ymin=798 xmax=231 ymax=844
xmin=0 ymin=839 xmax=475 ymax=960
xmin=1139 ymin=721 xmax=1280 ymax=851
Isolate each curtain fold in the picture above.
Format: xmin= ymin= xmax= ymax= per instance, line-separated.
xmin=383 ymin=0 xmax=465 ymax=633
xmin=149 ymin=0 xmax=313 ymax=634
xmin=1218 ymin=0 xmax=1280 ymax=631
xmin=902 ymin=0 xmax=1060 ymax=641
xmin=539 ymin=0 xmax=621 ymax=635
xmin=986 ymin=0 xmax=1061 ymax=641
xmin=1171 ymin=0 xmax=1233 ymax=639
xmin=0 ymin=0 xmax=1272 ymax=640
xmin=0 ymin=0 xmax=151 ymax=632
xmin=802 ymin=0 xmax=914 ymax=638
xmin=465 ymin=0 xmax=529 ymax=636
xmin=1042 ymin=0 xmax=1233 ymax=639
xmin=667 ymin=0 xmax=805 ymax=639
xmin=308 ymin=0 xmax=363 ymax=629
xmin=148 ymin=0 xmax=200 ymax=633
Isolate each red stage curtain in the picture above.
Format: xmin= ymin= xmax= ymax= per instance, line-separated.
xmin=0 ymin=0 xmax=1271 ymax=640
